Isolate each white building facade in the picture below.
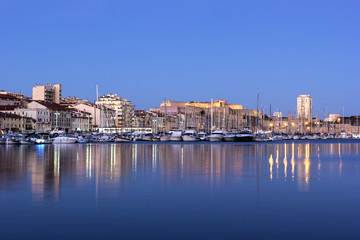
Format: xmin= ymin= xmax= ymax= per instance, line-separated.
xmin=95 ymin=94 xmax=135 ymax=128
xmin=297 ymin=94 xmax=312 ymax=123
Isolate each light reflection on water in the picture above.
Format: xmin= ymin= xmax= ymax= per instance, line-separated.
xmin=0 ymin=141 xmax=359 ymax=201
xmin=1 ymin=141 xmax=360 ymax=239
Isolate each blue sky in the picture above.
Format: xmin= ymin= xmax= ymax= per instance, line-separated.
xmin=0 ymin=0 xmax=359 ymax=116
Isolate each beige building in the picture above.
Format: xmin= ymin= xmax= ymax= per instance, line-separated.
xmin=0 ymin=112 xmax=36 ymax=133
xmin=32 ymin=84 xmax=62 ymax=104
xmin=0 ymin=90 xmax=26 ymax=99
xmin=161 ymin=99 xmax=243 ymax=110
xmin=95 ymin=94 xmax=135 ymax=128
xmin=72 ymin=102 xmax=115 ymax=129
xmin=156 ymin=99 xmax=261 ymax=132
xmin=297 ymin=94 xmax=312 ymax=122
xmin=0 ymin=93 xmax=22 ymax=106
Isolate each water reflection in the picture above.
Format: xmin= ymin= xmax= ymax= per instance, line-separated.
xmin=1 ymin=141 xmax=360 ymax=201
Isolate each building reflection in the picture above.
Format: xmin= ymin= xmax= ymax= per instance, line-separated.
xmin=0 ymin=141 xmax=358 ymax=201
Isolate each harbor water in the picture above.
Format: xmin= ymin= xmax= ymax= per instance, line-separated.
xmin=1 ymin=140 xmax=360 ymax=239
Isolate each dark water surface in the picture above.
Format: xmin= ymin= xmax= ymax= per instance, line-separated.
xmin=1 ymin=140 xmax=360 ymax=239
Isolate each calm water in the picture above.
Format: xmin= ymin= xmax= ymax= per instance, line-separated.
xmin=1 ymin=140 xmax=360 ymax=239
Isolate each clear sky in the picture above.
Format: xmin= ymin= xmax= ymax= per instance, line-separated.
xmin=0 ymin=0 xmax=359 ymax=116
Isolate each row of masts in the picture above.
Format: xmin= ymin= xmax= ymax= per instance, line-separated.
xmin=95 ymin=85 xmax=358 ymax=135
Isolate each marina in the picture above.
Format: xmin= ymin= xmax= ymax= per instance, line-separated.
xmin=1 ymin=140 xmax=360 ymax=239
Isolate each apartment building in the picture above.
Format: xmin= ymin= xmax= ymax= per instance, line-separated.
xmin=32 ymin=83 xmax=62 ymax=104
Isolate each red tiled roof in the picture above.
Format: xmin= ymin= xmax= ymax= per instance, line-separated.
xmin=0 ymin=112 xmax=36 ymax=121
xmin=0 ymin=105 xmax=20 ymax=111
xmin=0 ymin=94 xmax=20 ymax=100
xmin=0 ymin=112 xmax=21 ymax=119
xmin=32 ymin=101 xmax=70 ymax=110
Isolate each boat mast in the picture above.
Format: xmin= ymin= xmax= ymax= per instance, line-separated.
xmin=223 ymin=108 xmax=225 ymax=131
xmin=184 ymin=106 xmax=187 ymax=130
xmin=193 ymin=105 xmax=196 ymax=130
xmin=342 ymin=106 xmax=345 ymax=133
xmin=256 ymin=88 xmax=259 ymax=132
xmin=164 ymin=98 xmax=167 ymax=133
xmin=211 ymin=98 xmax=213 ymax=133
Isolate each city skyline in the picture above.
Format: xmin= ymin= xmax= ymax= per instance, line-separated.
xmin=1 ymin=1 xmax=359 ymax=115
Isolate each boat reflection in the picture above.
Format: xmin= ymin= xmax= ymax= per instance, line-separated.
xmin=0 ymin=142 xmax=358 ymax=201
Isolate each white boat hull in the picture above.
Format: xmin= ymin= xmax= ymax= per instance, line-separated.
xmin=170 ymin=136 xmax=183 ymax=141
xmin=53 ymin=137 xmax=77 ymax=144
xmin=182 ymin=135 xmax=200 ymax=142
xmin=6 ymin=138 xmax=19 ymax=145
xmin=223 ymin=136 xmax=236 ymax=142
xmin=208 ymin=137 xmax=224 ymax=142
xmin=160 ymin=136 xmax=170 ymax=141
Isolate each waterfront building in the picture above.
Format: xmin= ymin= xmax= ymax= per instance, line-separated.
xmin=71 ymin=110 xmax=92 ymax=131
xmin=95 ymin=94 xmax=135 ymax=128
xmin=273 ymin=112 xmax=282 ymax=118
xmin=61 ymin=96 xmax=91 ymax=105
xmin=0 ymin=93 xmax=22 ymax=106
xmin=0 ymin=90 xmax=26 ymax=100
xmin=158 ymin=99 xmax=261 ymax=132
xmin=297 ymin=94 xmax=312 ymax=123
xmin=32 ymin=83 xmax=62 ymax=104
xmin=73 ymin=102 xmax=115 ymax=129
xmin=324 ymin=114 xmax=340 ymax=123
xmin=0 ymin=112 xmax=36 ymax=133
xmin=13 ymin=101 xmax=71 ymax=132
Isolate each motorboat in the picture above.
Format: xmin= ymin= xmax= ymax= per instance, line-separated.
xmin=198 ymin=132 xmax=208 ymax=141
xmin=170 ymin=131 xmax=183 ymax=141
xmin=223 ymin=132 xmax=237 ymax=142
xmin=53 ymin=135 xmax=78 ymax=144
xmin=160 ymin=133 xmax=171 ymax=141
xmin=132 ymin=132 xmax=143 ymax=141
xmin=78 ymin=136 xmax=92 ymax=143
xmin=254 ymin=130 xmax=270 ymax=142
xmin=299 ymin=135 xmax=307 ymax=140
xmin=5 ymin=135 xmax=20 ymax=145
xmin=20 ymin=138 xmax=35 ymax=145
xmin=32 ymin=133 xmax=53 ymax=144
xmin=0 ymin=135 xmax=6 ymax=144
xmin=208 ymin=131 xmax=226 ymax=142
xmin=114 ymin=137 xmax=131 ymax=143
xmin=6 ymin=138 xmax=20 ymax=145
xmin=236 ymin=129 xmax=254 ymax=142
xmin=182 ymin=130 xmax=200 ymax=142
xmin=142 ymin=133 xmax=154 ymax=141
xmin=272 ymin=135 xmax=284 ymax=141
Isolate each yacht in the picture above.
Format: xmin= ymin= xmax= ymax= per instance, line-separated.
xmin=198 ymin=132 xmax=208 ymax=141
xmin=20 ymin=138 xmax=34 ymax=145
xmin=254 ymin=130 xmax=270 ymax=142
xmin=182 ymin=130 xmax=200 ymax=142
xmin=223 ymin=132 xmax=237 ymax=142
xmin=272 ymin=135 xmax=284 ymax=141
xmin=352 ymin=133 xmax=360 ymax=139
xmin=5 ymin=135 xmax=20 ymax=145
xmin=142 ymin=133 xmax=154 ymax=141
xmin=53 ymin=135 xmax=78 ymax=144
xmin=208 ymin=131 xmax=226 ymax=142
xmin=236 ymin=129 xmax=254 ymax=142
xmin=0 ymin=135 xmax=6 ymax=144
xmin=152 ymin=135 xmax=160 ymax=141
xmin=170 ymin=131 xmax=183 ymax=141
xmin=32 ymin=133 xmax=53 ymax=144
xmin=160 ymin=133 xmax=171 ymax=141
